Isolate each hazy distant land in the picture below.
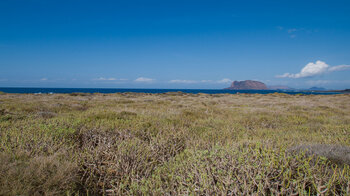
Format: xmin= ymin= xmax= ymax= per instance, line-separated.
xmin=224 ymin=80 xmax=350 ymax=93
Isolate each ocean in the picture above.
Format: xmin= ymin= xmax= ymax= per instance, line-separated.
xmin=0 ymin=87 xmax=342 ymax=95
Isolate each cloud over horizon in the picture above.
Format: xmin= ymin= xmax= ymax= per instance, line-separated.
xmin=277 ymin=60 xmax=350 ymax=78
xmin=217 ymin=78 xmax=232 ymax=83
xmin=94 ymin=77 xmax=117 ymax=81
xmin=93 ymin=77 xmax=128 ymax=82
xmin=169 ymin=80 xmax=198 ymax=84
xmin=134 ymin=77 xmax=155 ymax=83
xmin=169 ymin=78 xmax=232 ymax=84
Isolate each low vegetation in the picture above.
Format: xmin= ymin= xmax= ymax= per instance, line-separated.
xmin=0 ymin=92 xmax=349 ymax=195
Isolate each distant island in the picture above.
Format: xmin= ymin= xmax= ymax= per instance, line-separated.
xmin=308 ymin=87 xmax=327 ymax=91
xmin=224 ymin=81 xmax=347 ymax=92
xmin=224 ymin=80 xmax=268 ymax=90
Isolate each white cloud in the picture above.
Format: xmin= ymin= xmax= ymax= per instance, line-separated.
xmin=277 ymin=60 xmax=350 ymax=78
xmin=93 ymin=77 xmax=128 ymax=81
xmin=134 ymin=77 xmax=155 ymax=82
xmin=217 ymin=78 xmax=232 ymax=83
xmin=278 ymin=27 xmax=315 ymax=39
xmin=287 ymin=28 xmax=297 ymax=33
xmin=94 ymin=77 xmax=117 ymax=81
xmin=168 ymin=78 xmax=233 ymax=84
xmin=169 ymin=80 xmax=198 ymax=84
xmin=328 ymin=65 xmax=350 ymax=72
xmin=40 ymin=78 xmax=48 ymax=81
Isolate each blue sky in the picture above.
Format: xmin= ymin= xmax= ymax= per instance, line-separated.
xmin=1 ymin=0 xmax=350 ymax=89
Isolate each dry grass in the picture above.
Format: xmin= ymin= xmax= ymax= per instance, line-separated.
xmin=0 ymin=92 xmax=349 ymax=195
xmin=289 ymin=144 xmax=350 ymax=166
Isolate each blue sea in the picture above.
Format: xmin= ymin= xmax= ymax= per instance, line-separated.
xmin=0 ymin=87 xmax=342 ymax=95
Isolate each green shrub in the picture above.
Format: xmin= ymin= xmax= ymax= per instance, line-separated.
xmin=1 ymin=93 xmax=349 ymax=195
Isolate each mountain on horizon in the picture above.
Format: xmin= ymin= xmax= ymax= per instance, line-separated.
xmin=225 ymin=80 xmax=268 ymax=90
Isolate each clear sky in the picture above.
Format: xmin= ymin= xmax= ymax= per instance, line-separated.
xmin=1 ymin=0 xmax=350 ymax=89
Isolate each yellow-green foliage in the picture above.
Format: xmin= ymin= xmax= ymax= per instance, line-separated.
xmin=0 ymin=93 xmax=349 ymax=195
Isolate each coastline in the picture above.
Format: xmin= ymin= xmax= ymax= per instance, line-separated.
xmin=0 ymin=87 xmax=344 ymax=95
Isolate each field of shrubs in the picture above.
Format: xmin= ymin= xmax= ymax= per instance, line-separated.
xmin=0 ymin=92 xmax=349 ymax=195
